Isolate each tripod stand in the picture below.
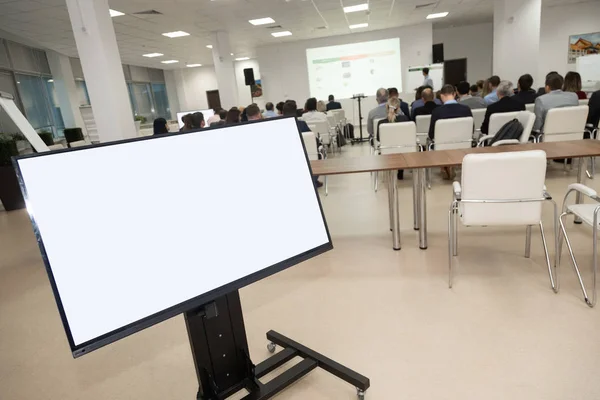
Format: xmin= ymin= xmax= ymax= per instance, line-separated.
xmin=351 ymin=94 xmax=368 ymax=144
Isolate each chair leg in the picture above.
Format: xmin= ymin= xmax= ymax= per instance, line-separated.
xmin=539 ymin=221 xmax=557 ymax=293
xmin=559 ymin=213 xmax=593 ymax=306
xmin=591 ymin=222 xmax=598 ymax=307
xmin=448 ymin=202 xmax=456 ymax=289
xmin=388 ymin=171 xmax=394 ymax=231
xmin=453 ymin=207 xmax=458 ymax=256
xmin=325 ymin=176 xmax=328 ymax=196
xmin=426 ymin=168 xmax=432 ymax=190
xmin=525 ymin=225 xmax=532 ymax=258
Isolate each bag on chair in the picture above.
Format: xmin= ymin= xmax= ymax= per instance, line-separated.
xmin=344 ymin=123 xmax=354 ymax=140
xmin=489 ymin=119 xmax=524 ymax=146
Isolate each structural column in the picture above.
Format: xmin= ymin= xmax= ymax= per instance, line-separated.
xmin=46 ymin=51 xmax=86 ymax=134
xmin=493 ymin=0 xmax=542 ymax=85
xmin=211 ymin=31 xmax=238 ymax=109
xmin=65 ymin=0 xmax=136 ymax=142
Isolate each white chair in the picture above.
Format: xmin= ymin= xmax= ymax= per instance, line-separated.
xmin=558 ymin=183 xmax=600 ymax=307
xmin=301 ymin=131 xmax=328 ymax=195
xmin=309 ymin=120 xmax=334 ymax=152
xmin=471 ymin=108 xmax=487 ymax=139
xmin=478 ymin=111 xmax=536 ymax=147
xmin=539 ymin=105 xmax=589 ymax=143
xmin=415 ymin=115 xmax=431 ymax=145
xmin=580 ymin=99 xmax=589 ymax=106
xmin=326 ymin=114 xmax=339 ymax=153
xmin=69 ymin=140 xmax=91 ymax=148
xmin=429 ymin=117 xmax=474 ymax=151
xmin=525 ymin=103 xmax=535 ymax=113
xmin=449 ymin=150 xmax=558 ymax=291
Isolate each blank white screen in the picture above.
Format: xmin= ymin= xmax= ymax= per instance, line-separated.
xmin=17 ymin=118 xmax=329 ymax=346
xmin=176 ymin=109 xmax=215 ymax=128
xmin=306 ymin=38 xmax=402 ymax=100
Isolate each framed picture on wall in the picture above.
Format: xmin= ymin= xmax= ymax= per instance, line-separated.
xmin=568 ymin=32 xmax=600 ymax=64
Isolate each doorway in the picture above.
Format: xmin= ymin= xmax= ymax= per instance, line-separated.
xmin=206 ymin=90 xmax=221 ymax=110
xmin=443 ymin=58 xmax=467 ymax=87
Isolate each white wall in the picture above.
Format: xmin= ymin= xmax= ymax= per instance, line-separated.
xmin=539 ymin=1 xmax=600 ymax=84
xmin=433 ymin=23 xmax=493 ymax=84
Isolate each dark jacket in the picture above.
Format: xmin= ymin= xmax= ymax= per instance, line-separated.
xmin=412 ymin=101 xmax=439 ymax=121
xmin=376 ymin=114 xmax=410 ymax=142
xmin=513 ymin=90 xmax=537 ymax=105
xmin=428 ymin=103 xmax=473 ymax=140
xmin=588 ymin=90 xmax=600 ymax=128
xmin=400 ymin=101 xmax=409 ymax=118
xmin=481 ymin=96 xmax=525 ymax=134
xmin=326 ymin=101 xmax=342 ymax=111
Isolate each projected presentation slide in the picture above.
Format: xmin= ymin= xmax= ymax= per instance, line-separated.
xmin=306 ymin=38 xmax=402 ymax=101
xmin=176 ymin=109 xmax=215 ymax=128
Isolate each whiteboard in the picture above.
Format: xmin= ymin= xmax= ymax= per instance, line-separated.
xmin=15 ymin=117 xmax=331 ymax=356
xmin=406 ymin=64 xmax=444 ymax=93
xmin=577 ymin=54 xmax=600 ymax=89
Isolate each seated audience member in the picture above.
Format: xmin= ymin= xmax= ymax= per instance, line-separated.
xmin=367 ymin=88 xmax=389 ymax=138
xmin=326 ymin=95 xmax=342 ymax=111
xmin=537 ymin=71 xmax=558 ymax=97
xmin=588 ymin=90 xmax=600 ymax=129
xmin=283 ymin=101 xmax=323 ymax=187
xmin=153 ymin=118 xmax=169 ymax=135
xmin=211 ymin=109 xmax=228 ymax=127
xmin=429 ymin=84 xmax=473 ymax=180
xmin=246 ymin=104 xmax=262 ymax=121
xmin=317 ymin=100 xmax=327 ymax=113
xmin=412 ymin=88 xmax=439 ymax=121
xmin=240 ymin=106 xmax=248 ymax=122
xmin=225 ymin=108 xmax=241 ymax=124
xmin=563 ymin=71 xmax=587 ymax=100
xmin=303 ymin=97 xmax=328 ymax=123
xmin=207 ymin=109 xmax=222 ymax=125
xmin=262 ymin=102 xmax=278 ymax=118
xmin=457 ymin=81 xmax=486 ymax=109
xmin=276 ymin=101 xmax=285 ymax=115
xmin=411 ymin=85 xmax=441 ymax=114
xmin=475 ymin=80 xmax=485 ymax=97
xmin=480 ymin=78 xmax=490 ymax=98
xmin=377 ymin=97 xmax=409 ymax=180
xmin=191 ymin=112 xmax=205 ymax=129
xmin=484 ymin=76 xmax=501 ymax=105
xmin=387 ymin=87 xmax=409 ymax=116
xmin=470 ymin=84 xmax=480 ymax=97
xmin=480 ymin=80 xmax=525 ymax=134
xmin=533 ymin=73 xmax=579 ymax=132
xmin=514 ymin=74 xmax=537 ymax=105
xmin=180 ymin=114 xmax=194 ymax=132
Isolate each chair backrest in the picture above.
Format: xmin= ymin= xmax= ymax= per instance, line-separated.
xmin=543 ymin=105 xmax=589 ymax=142
xmin=488 ymin=111 xmax=521 ymax=137
xmin=301 ymin=131 xmax=319 ymax=161
xmin=525 ymin=103 xmax=535 ymax=113
xmin=328 ymin=110 xmax=341 ymax=124
xmin=47 ymin=144 xmax=65 ymax=151
xmin=433 ymin=117 xmax=474 ymax=150
xmin=69 ymin=140 xmax=89 ymax=148
xmin=373 ymin=118 xmax=384 ymax=136
xmin=379 ymin=122 xmax=418 ymax=155
xmin=580 ymin=99 xmax=589 ymax=106
xmin=326 ymin=115 xmax=336 ymax=128
xmin=332 ymin=109 xmax=345 ymax=122
xmin=460 ymin=150 xmax=547 ymax=226
xmin=516 ymin=111 xmax=535 ymax=143
xmin=415 ymin=115 xmax=431 ymax=134
xmin=471 ymin=108 xmax=486 ymax=131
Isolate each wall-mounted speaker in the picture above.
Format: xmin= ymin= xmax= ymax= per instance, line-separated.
xmin=244 ymin=68 xmax=255 ymax=86
xmin=433 ymin=43 xmax=444 ymax=64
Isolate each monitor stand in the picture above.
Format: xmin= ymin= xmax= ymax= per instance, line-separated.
xmin=184 ymin=290 xmax=370 ymax=400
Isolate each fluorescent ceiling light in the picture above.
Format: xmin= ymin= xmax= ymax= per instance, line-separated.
xmin=162 ymin=31 xmax=190 ymax=38
xmin=109 ymin=9 xmax=125 ymax=17
xmin=426 ymin=12 xmax=449 ymax=19
xmin=343 ymin=3 xmax=368 ymax=13
xmin=161 ymin=60 xmax=179 ymax=64
xmin=271 ymin=31 xmax=292 ymax=37
xmin=230 ymin=53 xmax=234 ymax=56
xmin=47 ymin=79 xmax=54 ymax=83
xmin=249 ymin=17 xmax=275 ymax=25
xmin=206 ymin=45 xmax=213 ymax=49
xmin=143 ymin=53 xmax=163 ymax=58
xmin=349 ymin=23 xmax=368 ymax=29
xmin=187 ymin=64 xmax=202 ymax=67
xmin=235 ymin=57 xmax=250 ymax=61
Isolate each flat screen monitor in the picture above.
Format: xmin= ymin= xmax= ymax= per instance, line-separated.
xmin=176 ymin=109 xmax=215 ymax=128
xmin=14 ymin=117 xmax=331 ymax=357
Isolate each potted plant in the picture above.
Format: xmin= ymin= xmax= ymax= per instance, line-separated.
xmin=63 ymin=128 xmax=84 ymax=146
xmin=38 ymin=131 xmax=54 ymax=146
xmin=134 ymin=115 xmax=146 ymax=133
xmin=0 ymin=135 xmax=25 ymax=211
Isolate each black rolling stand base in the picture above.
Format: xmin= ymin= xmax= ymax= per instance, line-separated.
xmin=187 ymin=291 xmax=370 ymax=400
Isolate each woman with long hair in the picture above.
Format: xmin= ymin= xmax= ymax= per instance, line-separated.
xmin=153 ymin=118 xmax=169 ymax=135
xmin=179 ymin=114 xmax=194 ymax=132
xmin=225 ymin=107 xmax=241 ymax=124
xmin=563 ymin=71 xmax=587 ymax=99
xmin=481 ymin=78 xmax=491 ymax=98
xmin=376 ymin=97 xmax=409 ymax=180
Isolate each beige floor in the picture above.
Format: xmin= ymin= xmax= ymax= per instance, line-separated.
xmin=2 ymin=143 xmax=600 ymax=400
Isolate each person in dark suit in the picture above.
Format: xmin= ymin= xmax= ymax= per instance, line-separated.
xmin=387 ymin=87 xmax=409 ymax=117
xmin=377 ymin=97 xmax=409 ymax=180
xmin=326 ymin=95 xmax=342 ymax=111
xmin=480 ymin=80 xmax=525 ymax=134
xmin=412 ymin=88 xmax=439 ymax=121
xmin=514 ymin=74 xmax=538 ymax=105
xmin=428 ymin=84 xmax=473 ymax=140
xmin=587 ymin=90 xmax=600 ymax=131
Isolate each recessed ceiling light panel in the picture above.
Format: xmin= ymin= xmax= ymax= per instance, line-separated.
xmin=187 ymin=64 xmax=202 ymax=67
xmin=426 ymin=12 xmax=449 ymax=19
xmin=109 ymin=9 xmax=125 ymax=17
xmin=162 ymin=31 xmax=190 ymax=38
xmin=343 ymin=3 xmax=368 ymax=13
xmin=161 ymin=60 xmax=179 ymax=64
xmin=349 ymin=23 xmax=368 ymax=29
xmin=143 ymin=53 xmax=163 ymax=58
xmin=235 ymin=57 xmax=250 ymax=61
xmin=271 ymin=31 xmax=292 ymax=37
xmin=206 ymin=45 xmax=213 ymax=49
xmin=249 ymin=17 xmax=275 ymax=25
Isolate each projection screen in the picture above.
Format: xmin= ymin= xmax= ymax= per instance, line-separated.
xmin=14 ymin=117 xmax=331 ymax=357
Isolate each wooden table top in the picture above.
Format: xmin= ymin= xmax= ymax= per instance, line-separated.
xmin=311 ymin=140 xmax=600 ymax=175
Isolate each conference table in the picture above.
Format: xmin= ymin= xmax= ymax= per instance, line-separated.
xmin=311 ymin=140 xmax=600 ymax=250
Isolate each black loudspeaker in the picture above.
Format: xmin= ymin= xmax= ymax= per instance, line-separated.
xmin=244 ymin=68 xmax=255 ymax=86
xmin=433 ymin=43 xmax=444 ymax=64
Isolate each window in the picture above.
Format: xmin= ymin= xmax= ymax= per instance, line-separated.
xmin=0 ymin=70 xmax=21 ymax=134
xmin=151 ymin=83 xmax=171 ymax=119
xmin=129 ymin=82 xmax=154 ymax=122
xmin=16 ymin=74 xmax=54 ymax=131
xmin=45 ymin=79 xmax=65 ymax=136
xmin=75 ymin=80 xmax=90 ymax=106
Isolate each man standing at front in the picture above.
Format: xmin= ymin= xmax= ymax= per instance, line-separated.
xmin=367 ymin=88 xmax=389 ymax=140
xmin=423 ymin=68 xmax=434 ymax=89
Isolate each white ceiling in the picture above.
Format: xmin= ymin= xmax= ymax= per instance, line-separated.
xmin=0 ymin=0 xmax=595 ymax=70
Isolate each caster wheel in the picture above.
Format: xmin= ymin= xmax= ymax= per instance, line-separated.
xmin=267 ymin=342 xmax=276 ymax=354
xmin=357 ymin=388 xmax=366 ymax=400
